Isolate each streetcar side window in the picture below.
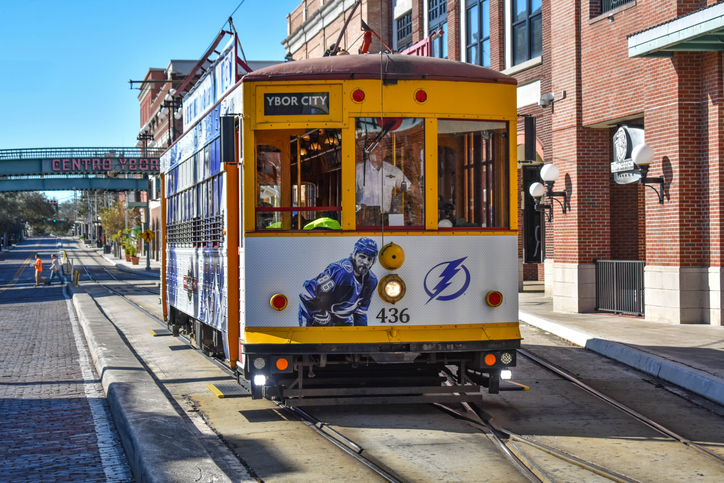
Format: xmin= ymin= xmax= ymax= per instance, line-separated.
xmin=255 ymin=128 xmax=343 ymax=230
xmin=354 ymin=118 xmax=425 ymax=228
xmin=437 ymin=120 xmax=509 ymax=229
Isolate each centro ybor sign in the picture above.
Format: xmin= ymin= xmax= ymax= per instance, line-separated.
xmin=44 ymin=157 xmax=160 ymax=174
xmin=264 ymin=92 xmax=330 ymax=116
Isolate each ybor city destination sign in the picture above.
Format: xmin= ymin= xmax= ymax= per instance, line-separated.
xmin=44 ymin=157 xmax=160 ymax=175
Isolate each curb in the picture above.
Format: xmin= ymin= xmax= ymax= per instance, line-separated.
xmin=101 ymin=254 xmax=160 ymax=278
xmin=519 ymin=310 xmax=724 ymax=407
xmin=67 ymin=284 xmax=231 ymax=483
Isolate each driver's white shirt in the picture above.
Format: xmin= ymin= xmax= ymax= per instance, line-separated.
xmin=355 ymin=161 xmax=410 ymax=213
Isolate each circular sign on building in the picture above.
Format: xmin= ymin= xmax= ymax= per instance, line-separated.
xmin=611 ymin=125 xmax=644 ymax=185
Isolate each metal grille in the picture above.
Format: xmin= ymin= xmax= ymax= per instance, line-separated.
xmin=167 ymin=213 xmax=224 ymax=247
xmin=595 ymin=260 xmax=645 ymax=316
xmin=602 ymin=0 xmax=635 ymax=14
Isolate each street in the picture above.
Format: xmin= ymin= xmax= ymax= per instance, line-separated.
xmin=0 ymin=238 xmax=133 ymax=482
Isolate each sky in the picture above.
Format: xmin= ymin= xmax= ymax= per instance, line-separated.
xmin=0 ymin=0 xmax=301 ymax=202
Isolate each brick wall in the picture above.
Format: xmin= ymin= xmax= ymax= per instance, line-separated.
xmin=288 ymin=0 xmax=392 ymax=59
xmin=703 ymin=51 xmax=724 ymax=267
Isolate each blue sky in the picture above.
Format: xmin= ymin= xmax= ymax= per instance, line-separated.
xmin=0 ymin=0 xmax=301 ymax=201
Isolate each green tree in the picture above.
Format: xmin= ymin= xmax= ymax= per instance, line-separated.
xmin=0 ymin=193 xmax=20 ymax=234
xmin=18 ymin=192 xmax=55 ymax=236
xmin=100 ymin=201 xmax=140 ymax=238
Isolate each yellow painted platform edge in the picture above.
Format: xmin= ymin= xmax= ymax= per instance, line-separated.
xmin=207 ymin=384 xmax=225 ymax=398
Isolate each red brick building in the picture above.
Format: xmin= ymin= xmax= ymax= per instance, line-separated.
xmin=282 ymin=0 xmax=724 ymax=325
xmin=136 ymin=60 xmax=194 ymax=261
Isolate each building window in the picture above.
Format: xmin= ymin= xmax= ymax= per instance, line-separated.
xmin=466 ymin=0 xmax=490 ymax=67
xmin=601 ymin=0 xmax=634 ymax=14
xmin=512 ymin=0 xmax=542 ymax=65
xmin=397 ymin=11 xmax=412 ymax=50
xmin=429 ymin=0 xmax=447 ymax=58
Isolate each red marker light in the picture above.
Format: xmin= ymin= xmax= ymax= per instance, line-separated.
xmin=352 ymin=89 xmax=365 ymax=102
xmin=485 ymin=354 xmax=497 ymax=366
xmin=486 ymin=291 xmax=503 ymax=307
xmin=270 ymin=294 xmax=288 ymax=311
xmin=415 ymin=90 xmax=427 ymax=103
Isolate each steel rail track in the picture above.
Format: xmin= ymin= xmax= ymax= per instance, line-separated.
xmin=519 ymin=348 xmax=724 ymax=467
xmin=68 ymin=241 xmax=159 ymax=294
xmin=279 ymin=405 xmax=408 ymax=483
xmin=435 ymin=401 xmax=639 ymax=483
xmin=70 ymin=243 xmax=238 ymax=376
xmin=68 ymin=240 xmax=412 ymax=481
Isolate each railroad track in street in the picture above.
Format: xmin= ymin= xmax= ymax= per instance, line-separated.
xmin=434 ymin=347 xmax=724 ymax=483
xmin=64 ymin=241 xmax=532 ymax=481
xmin=62 ymin=239 xmax=724 ymax=482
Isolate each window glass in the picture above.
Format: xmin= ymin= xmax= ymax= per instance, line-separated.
xmin=511 ymin=0 xmax=543 ymax=65
xmin=513 ymin=0 xmax=527 ymax=22
xmin=531 ymin=15 xmax=543 ymax=58
xmin=466 ymin=1 xmax=490 ymax=68
xmin=355 ymin=118 xmax=425 ymax=228
xmin=467 ymin=5 xmax=479 ymax=43
xmin=531 ymin=0 xmax=542 ymax=15
xmin=437 ymin=120 xmax=509 ymax=229
xmin=429 ymin=0 xmax=448 ymax=59
xmin=513 ymin=23 xmax=527 ymax=65
xmin=467 ymin=45 xmax=478 ymax=66
xmin=255 ymin=128 xmax=343 ymax=231
xmin=396 ymin=11 xmax=412 ymax=49
xmin=482 ymin=1 xmax=489 ymax=38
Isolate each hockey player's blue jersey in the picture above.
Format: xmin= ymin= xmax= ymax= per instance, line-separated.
xmin=299 ymin=257 xmax=378 ymax=326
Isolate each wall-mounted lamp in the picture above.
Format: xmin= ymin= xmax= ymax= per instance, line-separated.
xmin=539 ymin=90 xmax=567 ymax=113
xmin=529 ymin=163 xmax=567 ymax=222
xmin=632 ymin=144 xmax=664 ymax=204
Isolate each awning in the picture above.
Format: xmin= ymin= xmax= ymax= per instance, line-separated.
xmin=628 ymin=2 xmax=724 ymax=58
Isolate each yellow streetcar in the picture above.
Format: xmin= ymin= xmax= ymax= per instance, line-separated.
xmin=161 ymin=52 xmax=521 ymax=405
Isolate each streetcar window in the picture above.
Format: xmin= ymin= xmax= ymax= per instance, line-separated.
xmin=437 ymin=120 xmax=509 ymax=229
xmin=255 ymin=128 xmax=343 ymax=230
xmin=355 ymin=118 xmax=425 ymax=228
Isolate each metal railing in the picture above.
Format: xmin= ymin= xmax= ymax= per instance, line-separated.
xmin=595 ymin=260 xmax=645 ymax=316
xmin=602 ymin=0 xmax=635 ymax=14
xmin=0 ymin=147 xmax=166 ymax=160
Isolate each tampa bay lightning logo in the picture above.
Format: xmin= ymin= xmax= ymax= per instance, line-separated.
xmin=424 ymin=257 xmax=471 ymax=304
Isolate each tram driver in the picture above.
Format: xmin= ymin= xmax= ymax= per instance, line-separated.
xmin=356 ymin=151 xmax=412 ymax=226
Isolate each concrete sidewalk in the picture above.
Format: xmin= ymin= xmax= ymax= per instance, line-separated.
xmin=519 ymin=283 xmax=724 ymax=407
xmin=100 ymin=249 xmax=161 ymax=279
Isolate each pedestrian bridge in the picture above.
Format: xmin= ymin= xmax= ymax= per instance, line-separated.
xmin=0 ymin=147 xmax=165 ymax=191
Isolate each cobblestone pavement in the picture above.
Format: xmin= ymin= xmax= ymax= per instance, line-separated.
xmin=0 ymin=238 xmax=134 ymax=482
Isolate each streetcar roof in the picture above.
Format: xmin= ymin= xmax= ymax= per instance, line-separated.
xmin=242 ymin=54 xmax=517 ymax=85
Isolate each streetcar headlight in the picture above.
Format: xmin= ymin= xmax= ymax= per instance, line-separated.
xmin=500 ymin=370 xmax=512 ymax=380
xmin=253 ymin=375 xmax=267 ymax=386
xmin=253 ymin=357 xmax=266 ymax=370
xmin=378 ymin=274 xmax=406 ymax=304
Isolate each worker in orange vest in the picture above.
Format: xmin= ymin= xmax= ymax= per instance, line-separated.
xmin=34 ymin=254 xmax=49 ymax=287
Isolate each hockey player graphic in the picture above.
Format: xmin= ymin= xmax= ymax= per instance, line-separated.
xmin=299 ymin=238 xmax=379 ymax=326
